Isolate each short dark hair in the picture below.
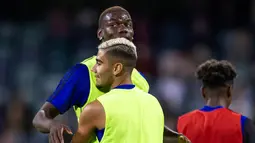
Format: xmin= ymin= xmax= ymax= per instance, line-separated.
xmin=195 ymin=59 xmax=237 ymax=88
xmin=98 ymin=6 xmax=130 ymax=28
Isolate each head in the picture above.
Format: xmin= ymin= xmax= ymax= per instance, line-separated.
xmin=92 ymin=38 xmax=137 ymax=90
xmin=195 ymin=59 xmax=237 ymax=107
xmin=97 ymin=6 xmax=134 ymax=42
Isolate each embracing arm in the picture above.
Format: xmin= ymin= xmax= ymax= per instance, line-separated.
xmin=33 ymin=102 xmax=60 ymax=133
xmin=33 ymin=64 xmax=91 ymax=133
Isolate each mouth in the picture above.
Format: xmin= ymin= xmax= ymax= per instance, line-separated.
xmin=117 ymin=32 xmax=132 ymax=40
xmin=118 ymin=30 xmax=129 ymax=35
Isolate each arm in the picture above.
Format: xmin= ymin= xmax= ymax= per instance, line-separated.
xmin=32 ymin=102 xmax=60 ymax=133
xmin=164 ymin=126 xmax=191 ymax=143
xmin=33 ymin=64 xmax=90 ymax=133
xmin=164 ymin=125 xmax=180 ymax=137
xmin=164 ymin=117 xmax=191 ymax=143
xmin=72 ymin=101 xmax=105 ymax=143
xmin=243 ymin=117 xmax=255 ymax=143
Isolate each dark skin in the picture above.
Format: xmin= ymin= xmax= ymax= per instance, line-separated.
xmin=32 ymin=7 xmax=135 ymax=143
xmin=33 ymin=6 xmax=188 ymax=143
xmin=97 ymin=7 xmax=134 ymax=41
xmin=201 ymin=85 xmax=232 ymax=108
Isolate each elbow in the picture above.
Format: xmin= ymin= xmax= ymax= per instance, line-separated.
xmin=32 ymin=113 xmax=40 ymax=130
xmin=32 ymin=110 xmax=50 ymax=133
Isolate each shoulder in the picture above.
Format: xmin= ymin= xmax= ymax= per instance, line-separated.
xmin=67 ymin=63 xmax=89 ymax=76
xmin=83 ymin=100 xmax=103 ymax=112
xmin=80 ymin=56 xmax=96 ymax=66
xmin=60 ymin=63 xmax=90 ymax=85
xmin=131 ymin=69 xmax=150 ymax=92
xmin=131 ymin=68 xmax=147 ymax=81
xmin=78 ymin=100 xmax=105 ymax=130
xmin=81 ymin=100 xmax=104 ymax=120
xmin=145 ymin=92 xmax=159 ymax=101
xmin=132 ymin=87 xmax=153 ymax=99
xmin=97 ymin=90 xmax=115 ymax=102
xmin=226 ymin=108 xmax=242 ymax=115
xmin=178 ymin=110 xmax=199 ymax=121
xmin=177 ymin=110 xmax=199 ymax=132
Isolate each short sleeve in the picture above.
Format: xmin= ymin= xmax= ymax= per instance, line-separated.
xmin=47 ymin=64 xmax=91 ymax=114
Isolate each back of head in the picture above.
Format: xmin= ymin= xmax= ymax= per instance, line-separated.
xmin=195 ymin=59 xmax=237 ymax=89
xmin=98 ymin=37 xmax=137 ymax=73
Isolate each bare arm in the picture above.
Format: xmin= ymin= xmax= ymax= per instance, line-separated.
xmin=32 ymin=102 xmax=60 ymax=133
xmin=164 ymin=125 xmax=179 ymax=137
xmin=244 ymin=118 xmax=255 ymax=143
xmin=32 ymin=64 xmax=91 ymax=143
xmin=72 ymin=101 xmax=104 ymax=143
xmin=33 ymin=64 xmax=91 ymax=133
xmin=164 ymin=119 xmax=191 ymax=143
xmin=33 ymin=102 xmax=72 ymax=143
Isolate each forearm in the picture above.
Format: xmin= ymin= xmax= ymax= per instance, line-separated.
xmin=33 ymin=110 xmax=54 ymax=133
xmin=244 ymin=118 xmax=255 ymax=143
xmin=164 ymin=125 xmax=179 ymax=137
xmin=71 ymin=131 xmax=89 ymax=143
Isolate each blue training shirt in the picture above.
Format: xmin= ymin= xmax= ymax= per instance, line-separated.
xmin=47 ymin=64 xmax=91 ymax=114
xmin=47 ymin=63 xmax=146 ymax=114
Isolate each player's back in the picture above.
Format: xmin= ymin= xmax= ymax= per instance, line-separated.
xmin=97 ymin=85 xmax=164 ymax=143
xmin=177 ymin=106 xmax=244 ymax=143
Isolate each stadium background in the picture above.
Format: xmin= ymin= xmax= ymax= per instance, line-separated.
xmin=0 ymin=0 xmax=254 ymax=142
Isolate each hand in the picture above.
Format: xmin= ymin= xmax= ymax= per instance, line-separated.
xmin=49 ymin=121 xmax=73 ymax=143
xmin=178 ymin=134 xmax=191 ymax=143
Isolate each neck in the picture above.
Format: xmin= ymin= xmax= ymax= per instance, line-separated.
xmin=111 ymin=74 xmax=132 ymax=89
xmin=205 ymin=97 xmax=228 ymax=108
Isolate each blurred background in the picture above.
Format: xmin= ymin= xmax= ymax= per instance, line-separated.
xmin=0 ymin=0 xmax=255 ymax=142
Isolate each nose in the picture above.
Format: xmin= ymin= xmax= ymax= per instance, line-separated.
xmin=92 ymin=64 xmax=96 ymax=73
xmin=118 ymin=24 xmax=128 ymax=32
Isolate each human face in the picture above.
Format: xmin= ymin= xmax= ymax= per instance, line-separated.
xmin=98 ymin=9 xmax=134 ymax=41
xmin=92 ymin=50 xmax=114 ymax=90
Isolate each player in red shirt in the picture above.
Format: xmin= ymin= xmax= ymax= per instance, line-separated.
xmin=177 ymin=59 xmax=255 ymax=143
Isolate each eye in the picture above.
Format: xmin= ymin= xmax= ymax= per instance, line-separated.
xmin=96 ymin=61 xmax=102 ymax=66
xmin=126 ymin=22 xmax=132 ymax=27
xmin=108 ymin=22 xmax=117 ymax=27
xmin=111 ymin=24 xmax=118 ymax=27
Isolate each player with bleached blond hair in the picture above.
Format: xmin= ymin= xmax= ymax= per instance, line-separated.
xmin=71 ymin=38 xmax=164 ymax=143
